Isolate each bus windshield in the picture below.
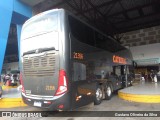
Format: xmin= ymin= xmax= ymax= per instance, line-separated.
xmin=21 ymin=31 xmax=59 ymax=54
xmin=21 ymin=12 xmax=58 ymax=40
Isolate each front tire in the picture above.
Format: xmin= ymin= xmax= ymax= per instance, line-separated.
xmin=94 ymin=85 xmax=103 ymax=105
xmin=105 ymin=84 xmax=112 ymax=100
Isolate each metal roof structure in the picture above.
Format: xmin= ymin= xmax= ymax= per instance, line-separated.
xmin=20 ymin=0 xmax=160 ymax=36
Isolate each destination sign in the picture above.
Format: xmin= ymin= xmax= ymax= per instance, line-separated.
xmin=113 ymin=55 xmax=127 ymax=64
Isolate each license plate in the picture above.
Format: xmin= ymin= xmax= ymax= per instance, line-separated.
xmin=34 ymin=101 xmax=42 ymax=107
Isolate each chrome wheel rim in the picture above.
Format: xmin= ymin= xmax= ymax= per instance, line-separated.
xmin=106 ymin=86 xmax=112 ymax=97
xmin=96 ymin=88 xmax=102 ymax=101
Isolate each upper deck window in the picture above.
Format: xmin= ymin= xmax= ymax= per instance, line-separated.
xmin=68 ymin=15 xmax=95 ymax=46
xmin=68 ymin=15 xmax=125 ymax=53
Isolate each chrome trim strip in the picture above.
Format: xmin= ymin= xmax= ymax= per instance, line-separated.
xmin=26 ymin=94 xmax=53 ymax=98
xmin=22 ymin=92 xmax=64 ymax=100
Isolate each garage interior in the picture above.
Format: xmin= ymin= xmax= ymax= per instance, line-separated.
xmin=29 ymin=0 xmax=160 ymax=83
xmin=2 ymin=24 xmax=19 ymax=74
xmin=4 ymin=0 xmax=160 ymax=78
xmin=1 ymin=0 xmax=160 ymax=111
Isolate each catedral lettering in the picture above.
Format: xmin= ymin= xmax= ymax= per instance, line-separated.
xmin=113 ymin=55 xmax=127 ymax=64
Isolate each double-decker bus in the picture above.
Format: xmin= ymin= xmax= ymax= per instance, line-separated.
xmin=20 ymin=9 xmax=135 ymax=111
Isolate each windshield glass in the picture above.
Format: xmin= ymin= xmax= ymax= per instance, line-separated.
xmin=21 ymin=12 xmax=58 ymax=40
xmin=21 ymin=31 xmax=59 ymax=54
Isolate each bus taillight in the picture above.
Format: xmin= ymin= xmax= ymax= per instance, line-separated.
xmin=55 ymin=70 xmax=68 ymax=96
xmin=20 ymin=73 xmax=25 ymax=93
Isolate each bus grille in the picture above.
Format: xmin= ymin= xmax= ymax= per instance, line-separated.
xmin=23 ymin=51 xmax=56 ymax=76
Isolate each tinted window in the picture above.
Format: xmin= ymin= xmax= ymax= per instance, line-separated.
xmin=95 ymin=32 xmax=125 ymax=52
xmin=115 ymin=66 xmax=121 ymax=76
xmin=69 ymin=15 xmax=125 ymax=52
xmin=69 ymin=16 xmax=95 ymax=46
xmin=73 ymin=62 xmax=86 ymax=81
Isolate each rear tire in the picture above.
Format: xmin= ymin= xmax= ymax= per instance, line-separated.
xmin=105 ymin=84 xmax=112 ymax=100
xmin=94 ymin=85 xmax=103 ymax=105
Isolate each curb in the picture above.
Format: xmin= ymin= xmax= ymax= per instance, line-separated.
xmin=118 ymin=91 xmax=160 ymax=103
xmin=0 ymin=98 xmax=27 ymax=108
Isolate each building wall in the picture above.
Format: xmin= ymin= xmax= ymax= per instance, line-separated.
xmin=121 ymin=25 xmax=160 ymax=47
xmin=130 ymin=43 xmax=160 ymax=66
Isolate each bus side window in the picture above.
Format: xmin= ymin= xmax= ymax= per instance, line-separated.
xmin=113 ymin=66 xmax=121 ymax=77
xmin=68 ymin=15 xmax=95 ymax=46
xmin=124 ymin=66 xmax=130 ymax=74
xmin=105 ymin=72 xmax=110 ymax=79
xmin=73 ymin=62 xmax=86 ymax=81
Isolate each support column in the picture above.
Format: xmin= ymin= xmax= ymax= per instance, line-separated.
xmin=0 ymin=0 xmax=32 ymax=74
xmin=0 ymin=2 xmax=13 ymax=73
xmin=16 ymin=24 xmax=22 ymax=70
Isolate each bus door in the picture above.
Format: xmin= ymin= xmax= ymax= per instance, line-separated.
xmin=111 ymin=66 xmax=123 ymax=90
xmin=123 ymin=65 xmax=134 ymax=87
xmin=72 ymin=62 xmax=95 ymax=109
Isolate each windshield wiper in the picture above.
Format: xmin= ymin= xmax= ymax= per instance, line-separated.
xmin=23 ymin=47 xmax=55 ymax=56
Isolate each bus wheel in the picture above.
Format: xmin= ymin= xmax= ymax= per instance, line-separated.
xmin=105 ymin=84 xmax=112 ymax=100
xmin=94 ymin=85 xmax=103 ymax=105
